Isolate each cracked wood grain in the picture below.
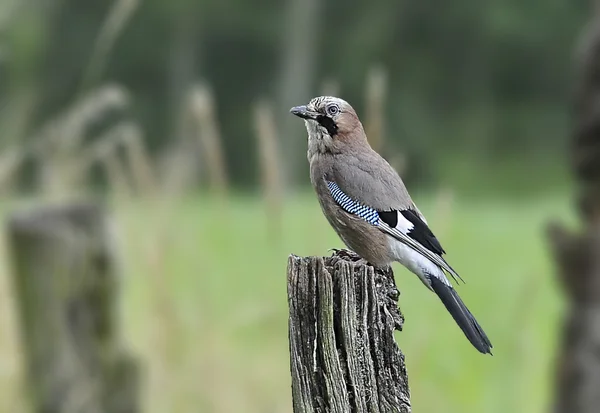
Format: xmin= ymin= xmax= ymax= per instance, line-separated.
xmin=287 ymin=249 xmax=410 ymax=413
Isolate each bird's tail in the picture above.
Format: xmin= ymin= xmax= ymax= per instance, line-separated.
xmin=430 ymin=276 xmax=493 ymax=355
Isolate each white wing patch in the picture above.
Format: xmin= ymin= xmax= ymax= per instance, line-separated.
xmin=395 ymin=211 xmax=414 ymax=232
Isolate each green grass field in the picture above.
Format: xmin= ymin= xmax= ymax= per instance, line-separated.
xmin=0 ymin=191 xmax=571 ymax=412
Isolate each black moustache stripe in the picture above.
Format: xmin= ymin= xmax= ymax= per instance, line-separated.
xmin=317 ymin=115 xmax=338 ymax=136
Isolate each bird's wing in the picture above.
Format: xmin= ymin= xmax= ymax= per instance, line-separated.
xmin=330 ymin=151 xmax=413 ymax=211
xmin=325 ymin=178 xmax=462 ymax=283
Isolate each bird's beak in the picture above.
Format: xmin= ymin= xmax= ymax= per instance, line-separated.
xmin=290 ymin=105 xmax=317 ymax=120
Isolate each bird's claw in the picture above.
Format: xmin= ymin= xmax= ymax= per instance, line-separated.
xmin=357 ymin=258 xmax=370 ymax=266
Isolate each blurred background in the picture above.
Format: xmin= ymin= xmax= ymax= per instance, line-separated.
xmin=0 ymin=0 xmax=590 ymax=412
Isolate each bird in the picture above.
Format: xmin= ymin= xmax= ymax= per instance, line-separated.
xmin=290 ymin=96 xmax=492 ymax=355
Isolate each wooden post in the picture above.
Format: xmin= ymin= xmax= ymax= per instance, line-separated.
xmin=252 ymin=99 xmax=284 ymax=239
xmin=364 ymin=65 xmax=387 ymax=153
xmin=189 ymin=84 xmax=229 ymax=197
xmin=6 ymin=204 xmax=139 ymax=413
xmin=547 ymin=5 xmax=600 ymax=413
xmin=287 ymin=249 xmax=410 ymax=413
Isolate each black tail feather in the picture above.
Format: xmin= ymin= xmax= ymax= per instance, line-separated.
xmin=430 ymin=276 xmax=493 ymax=355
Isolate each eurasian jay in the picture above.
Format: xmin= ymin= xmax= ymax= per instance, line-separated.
xmin=291 ymin=96 xmax=492 ymax=354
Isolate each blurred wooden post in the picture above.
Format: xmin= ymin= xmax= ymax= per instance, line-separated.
xmin=6 ymin=204 xmax=139 ymax=413
xmin=277 ymin=0 xmax=320 ymax=187
xmin=102 ymin=151 xmax=133 ymax=200
xmin=122 ymin=127 xmax=157 ymax=197
xmin=287 ymin=249 xmax=410 ymax=413
xmin=253 ymin=99 xmax=283 ymax=239
xmin=0 ymin=148 xmax=24 ymax=197
xmin=189 ymin=84 xmax=229 ymax=198
xmin=547 ymin=6 xmax=600 ymax=413
xmin=364 ymin=66 xmax=387 ymax=153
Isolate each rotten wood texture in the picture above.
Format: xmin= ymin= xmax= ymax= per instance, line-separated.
xmin=548 ymin=7 xmax=600 ymax=413
xmin=7 ymin=204 xmax=139 ymax=413
xmin=287 ymin=249 xmax=410 ymax=413
xmin=548 ymin=224 xmax=600 ymax=413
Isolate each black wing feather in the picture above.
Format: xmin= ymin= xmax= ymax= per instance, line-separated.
xmin=399 ymin=209 xmax=446 ymax=255
xmin=377 ymin=210 xmax=398 ymax=228
xmin=377 ymin=208 xmax=446 ymax=255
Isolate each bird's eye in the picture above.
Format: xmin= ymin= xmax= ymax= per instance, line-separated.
xmin=326 ymin=104 xmax=339 ymax=116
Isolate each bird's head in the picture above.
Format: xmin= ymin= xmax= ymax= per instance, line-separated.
xmin=290 ymin=96 xmax=366 ymax=155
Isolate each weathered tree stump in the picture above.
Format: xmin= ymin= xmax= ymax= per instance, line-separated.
xmin=547 ymin=6 xmax=600 ymax=413
xmin=287 ymin=249 xmax=410 ymax=413
xmin=6 ymin=203 xmax=139 ymax=413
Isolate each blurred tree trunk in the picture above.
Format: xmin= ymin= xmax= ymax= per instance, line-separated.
xmin=165 ymin=17 xmax=202 ymax=190
xmin=169 ymin=16 xmax=198 ymax=142
xmin=548 ymin=5 xmax=600 ymax=413
xmin=277 ymin=0 xmax=320 ymax=188
xmin=7 ymin=204 xmax=139 ymax=413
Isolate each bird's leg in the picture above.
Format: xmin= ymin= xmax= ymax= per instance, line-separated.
xmin=328 ymin=248 xmax=381 ymax=268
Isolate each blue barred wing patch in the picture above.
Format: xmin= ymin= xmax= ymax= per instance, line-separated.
xmin=326 ymin=181 xmax=379 ymax=226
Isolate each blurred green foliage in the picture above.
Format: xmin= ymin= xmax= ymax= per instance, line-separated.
xmin=0 ymin=0 xmax=588 ymax=189
xmin=112 ymin=193 xmax=565 ymax=413
xmin=0 ymin=190 xmax=571 ymax=413
xmin=0 ymin=2 xmax=586 ymax=411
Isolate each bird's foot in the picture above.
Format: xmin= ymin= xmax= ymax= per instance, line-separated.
xmin=355 ymin=257 xmax=372 ymax=267
xmin=327 ymin=249 xmax=378 ymax=268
